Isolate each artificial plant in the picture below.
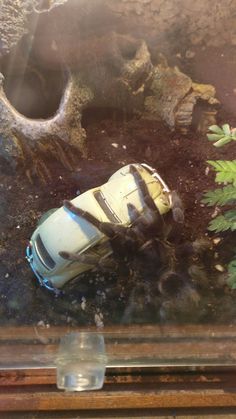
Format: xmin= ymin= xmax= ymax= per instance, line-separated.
xmin=202 ymin=124 xmax=236 ymax=287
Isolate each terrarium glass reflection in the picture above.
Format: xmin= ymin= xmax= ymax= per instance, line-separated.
xmin=0 ymin=0 xmax=236 ymax=331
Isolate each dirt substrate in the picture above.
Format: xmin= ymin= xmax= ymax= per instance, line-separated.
xmin=0 ymin=46 xmax=236 ymax=328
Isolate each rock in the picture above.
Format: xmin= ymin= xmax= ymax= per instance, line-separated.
xmin=144 ymin=59 xmax=219 ymax=132
xmin=0 ymin=0 xmax=37 ymax=58
xmin=121 ymin=41 xmax=152 ymax=90
xmin=144 ymin=62 xmax=192 ymax=129
xmin=84 ymin=38 xmax=151 ymax=113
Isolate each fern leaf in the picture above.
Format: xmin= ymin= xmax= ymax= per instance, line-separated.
xmin=225 ymin=209 xmax=236 ymax=222
xmin=207 ymin=160 xmax=236 ymax=184
xmin=207 ymin=214 xmax=236 ymax=233
xmin=202 ymin=185 xmax=236 ymax=206
xmin=229 ymin=259 xmax=236 ymax=273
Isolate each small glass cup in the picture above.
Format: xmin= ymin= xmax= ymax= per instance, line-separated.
xmin=56 ymin=332 xmax=107 ymax=391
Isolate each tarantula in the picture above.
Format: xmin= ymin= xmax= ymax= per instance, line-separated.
xmin=58 ymin=165 xmax=207 ymax=305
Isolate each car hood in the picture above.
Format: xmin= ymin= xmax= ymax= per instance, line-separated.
xmin=31 ymin=190 xmax=107 ymax=268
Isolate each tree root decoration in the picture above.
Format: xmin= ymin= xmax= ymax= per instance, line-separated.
xmin=0 ymin=72 xmax=93 ymax=182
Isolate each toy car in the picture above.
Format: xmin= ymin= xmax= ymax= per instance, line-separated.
xmin=26 ymin=163 xmax=172 ymax=292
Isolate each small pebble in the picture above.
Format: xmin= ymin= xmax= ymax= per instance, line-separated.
xmin=213 ymin=237 xmax=221 ymax=245
xmin=211 ymin=207 xmax=220 ymax=218
xmin=185 ymin=50 xmax=195 ymax=59
xmin=111 ymin=143 xmax=119 ymax=148
xmin=37 ymin=320 xmax=46 ymax=328
xmin=94 ymin=312 xmax=104 ymax=328
xmin=81 ymin=296 xmax=86 ymax=311
xmin=5 ymin=273 xmax=9 ymax=278
xmin=215 ymin=264 xmax=225 ymax=272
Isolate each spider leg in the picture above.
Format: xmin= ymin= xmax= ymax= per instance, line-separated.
xmin=64 ymin=200 xmax=118 ymax=238
xmin=130 ymin=164 xmax=157 ymax=211
xmin=64 ymin=200 xmax=136 ymax=242
xmin=59 ymin=250 xmax=116 ymax=272
xmin=64 ymin=200 xmax=103 ymax=229
xmin=127 ymin=203 xmax=140 ymax=222
xmin=170 ymin=191 xmax=185 ymax=223
xmin=59 ymin=251 xmax=98 ymax=264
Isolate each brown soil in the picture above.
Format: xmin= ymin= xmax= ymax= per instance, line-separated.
xmin=0 ymin=46 xmax=236 ymax=327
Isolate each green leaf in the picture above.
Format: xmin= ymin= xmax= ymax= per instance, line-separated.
xmin=208 ymin=125 xmax=224 ymax=134
xmin=213 ymin=136 xmax=232 ymax=147
xmin=222 ymin=123 xmax=231 ymax=136
xmin=207 ymin=133 xmax=224 ymax=142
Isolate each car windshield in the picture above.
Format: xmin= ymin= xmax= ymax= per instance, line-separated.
xmin=34 ymin=234 xmax=56 ymax=270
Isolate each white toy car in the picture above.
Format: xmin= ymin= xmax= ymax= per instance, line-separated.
xmin=26 ymin=163 xmax=172 ymax=291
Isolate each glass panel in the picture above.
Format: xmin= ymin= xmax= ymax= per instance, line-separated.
xmin=0 ymin=0 xmax=236 ymax=369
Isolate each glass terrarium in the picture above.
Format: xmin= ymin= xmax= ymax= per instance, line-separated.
xmin=0 ymin=0 xmax=236 ymax=408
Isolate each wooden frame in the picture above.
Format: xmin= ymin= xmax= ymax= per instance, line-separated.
xmin=1 ymin=367 xmax=236 ymax=412
xmin=1 ymin=325 xmax=236 ymax=412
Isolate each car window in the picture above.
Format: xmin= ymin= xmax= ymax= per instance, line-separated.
xmin=93 ymin=190 xmax=121 ymax=223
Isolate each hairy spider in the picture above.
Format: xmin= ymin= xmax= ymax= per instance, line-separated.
xmin=58 ymin=164 xmax=206 ymax=306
